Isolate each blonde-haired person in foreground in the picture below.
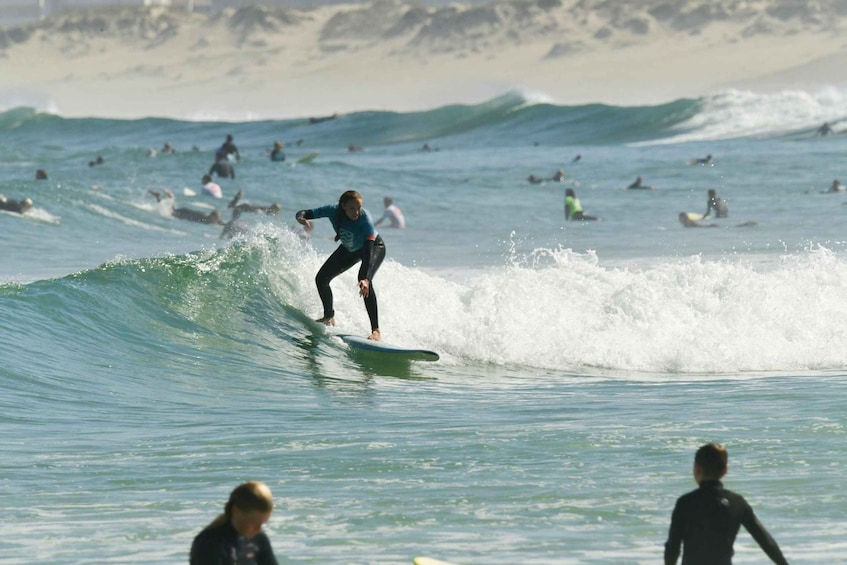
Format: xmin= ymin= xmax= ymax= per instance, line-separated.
xmin=190 ymin=481 xmax=278 ymax=565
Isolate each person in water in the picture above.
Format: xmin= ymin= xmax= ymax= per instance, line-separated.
xmin=627 ymin=176 xmax=651 ymax=189
xmin=190 ymin=481 xmax=278 ymax=565
xmin=295 ymin=190 xmax=385 ymax=341
xmin=702 ymin=189 xmax=728 ymax=219
xmin=374 ymin=196 xmax=406 ymax=229
xmin=270 ymin=141 xmax=286 ymax=162
xmin=148 ymin=189 xmax=223 ymax=225
xmin=564 ymin=189 xmax=597 ymax=221
xmin=816 ymin=122 xmax=834 ymax=136
xmin=88 ymin=155 xmax=104 ymax=167
xmin=219 ymin=134 xmax=240 ymax=161
xmin=202 ymin=175 xmax=223 ymax=199
xmin=227 ymin=189 xmax=281 ymax=219
xmin=209 ymin=157 xmax=236 ymax=180
xmin=828 ymin=179 xmax=845 ymax=193
xmin=161 ymin=142 xmax=177 ymax=154
xmin=664 ymin=443 xmax=789 ymax=565
xmin=552 ymin=169 xmax=566 ymax=182
xmin=0 ymin=195 xmax=34 ymax=214
xmin=691 ymin=154 xmax=713 ymax=165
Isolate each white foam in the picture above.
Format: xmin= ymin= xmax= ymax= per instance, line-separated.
xmin=254 ymin=225 xmax=847 ymax=375
xmin=0 ymin=90 xmax=62 ymax=116
xmin=644 ymin=87 xmax=847 ymax=145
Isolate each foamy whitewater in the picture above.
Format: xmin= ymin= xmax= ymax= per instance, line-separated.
xmin=2 ymin=87 xmax=847 ymax=563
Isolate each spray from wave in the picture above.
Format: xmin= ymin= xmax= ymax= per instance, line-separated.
xmin=643 ymin=87 xmax=847 ymax=145
xmin=4 ymin=223 xmax=846 ymax=378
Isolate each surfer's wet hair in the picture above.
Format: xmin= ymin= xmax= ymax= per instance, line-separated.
xmin=695 ymin=443 xmax=728 ymax=479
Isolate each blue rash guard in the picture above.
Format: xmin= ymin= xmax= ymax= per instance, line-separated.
xmin=307 ymin=204 xmax=378 ymax=253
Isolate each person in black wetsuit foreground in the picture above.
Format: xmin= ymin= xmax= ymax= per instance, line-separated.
xmin=190 ymin=481 xmax=278 ymax=565
xmin=664 ymin=443 xmax=789 ymax=565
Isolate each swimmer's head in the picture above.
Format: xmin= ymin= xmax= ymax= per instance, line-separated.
xmin=383 ymin=196 xmax=393 ymax=207
xmin=21 ymin=198 xmax=34 ymax=212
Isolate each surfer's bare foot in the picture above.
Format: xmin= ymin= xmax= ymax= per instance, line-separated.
xmin=367 ymin=329 xmax=381 ymax=341
xmin=315 ymin=316 xmax=335 ymax=326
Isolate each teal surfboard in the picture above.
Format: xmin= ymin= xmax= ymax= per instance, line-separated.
xmin=336 ymin=334 xmax=439 ymax=362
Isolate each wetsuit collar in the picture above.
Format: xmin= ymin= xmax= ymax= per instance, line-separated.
xmin=698 ymin=479 xmax=723 ymax=489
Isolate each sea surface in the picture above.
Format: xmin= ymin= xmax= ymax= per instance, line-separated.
xmin=2 ymin=88 xmax=847 ymax=564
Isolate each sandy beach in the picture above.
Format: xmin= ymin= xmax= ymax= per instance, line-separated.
xmin=2 ymin=0 xmax=847 ymax=119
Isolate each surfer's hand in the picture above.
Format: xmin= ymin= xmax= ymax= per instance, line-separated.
xmin=297 ymin=216 xmax=311 ymax=229
xmin=358 ymin=279 xmax=370 ymax=298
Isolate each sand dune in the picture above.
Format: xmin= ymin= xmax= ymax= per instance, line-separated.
xmin=2 ymin=0 xmax=847 ymax=118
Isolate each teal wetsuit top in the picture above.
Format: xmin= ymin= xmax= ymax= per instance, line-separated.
xmin=304 ymin=204 xmax=378 ymax=252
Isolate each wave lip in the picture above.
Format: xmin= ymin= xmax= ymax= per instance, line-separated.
xmin=645 ymin=87 xmax=847 ymax=144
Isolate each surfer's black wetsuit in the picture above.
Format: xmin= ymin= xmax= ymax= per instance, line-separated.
xmin=209 ymin=159 xmax=235 ymax=179
xmin=316 ymin=234 xmax=385 ymax=330
xmin=297 ymin=207 xmax=385 ymax=331
xmin=0 ymin=197 xmax=29 ymax=214
xmin=664 ymin=480 xmax=788 ymax=565
xmin=190 ymin=521 xmax=278 ymax=565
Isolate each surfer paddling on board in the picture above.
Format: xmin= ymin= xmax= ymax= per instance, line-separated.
xmin=627 ymin=175 xmax=652 ymax=190
xmin=0 ymin=195 xmax=34 ymax=214
xmin=296 ymin=190 xmax=386 ymax=341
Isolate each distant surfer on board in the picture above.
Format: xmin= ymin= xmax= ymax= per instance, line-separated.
xmin=816 ymin=122 xmax=834 ymax=136
xmin=296 ymin=190 xmax=386 ymax=341
xmin=0 ymin=195 xmax=34 ymax=214
xmin=690 ymin=154 xmax=713 ymax=166
xmin=148 ymin=189 xmax=224 ymax=225
xmin=227 ymin=189 xmax=281 ymax=219
xmin=627 ymin=176 xmax=652 ymax=190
